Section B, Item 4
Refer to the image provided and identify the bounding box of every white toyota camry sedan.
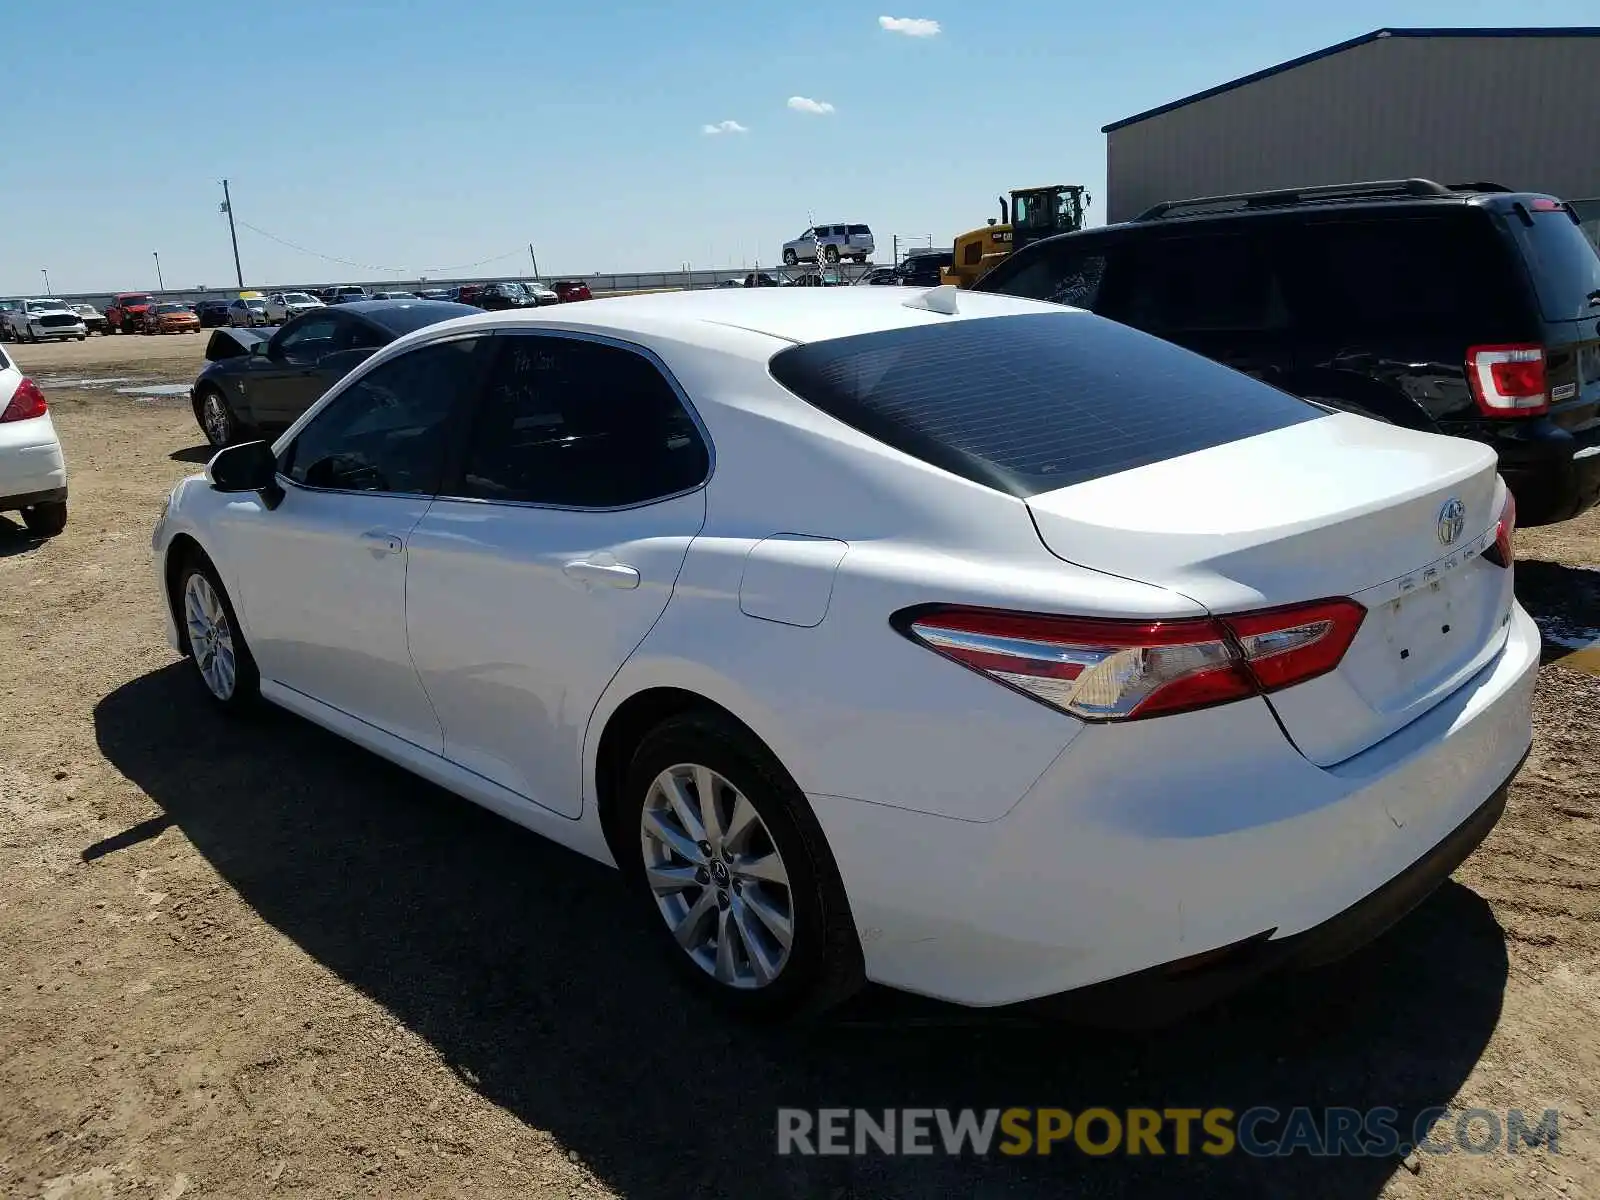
[150,286,1538,1021]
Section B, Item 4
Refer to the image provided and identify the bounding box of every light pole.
[153,251,165,292]
[220,179,244,289]
[40,269,51,295]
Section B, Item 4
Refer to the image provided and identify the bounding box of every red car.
[105,292,156,334]
[552,279,592,302]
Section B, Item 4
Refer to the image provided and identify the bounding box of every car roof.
[339,298,482,333]
[395,286,1068,354]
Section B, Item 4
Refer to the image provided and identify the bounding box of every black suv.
[976,179,1600,526]
[476,282,531,310]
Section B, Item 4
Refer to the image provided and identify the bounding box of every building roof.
[1103,27,1600,133]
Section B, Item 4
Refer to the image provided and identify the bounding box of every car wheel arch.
[163,533,210,652]
[590,684,798,870]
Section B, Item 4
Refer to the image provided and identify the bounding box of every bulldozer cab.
[1008,185,1088,252]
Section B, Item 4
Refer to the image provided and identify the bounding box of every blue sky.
[3,0,1595,293]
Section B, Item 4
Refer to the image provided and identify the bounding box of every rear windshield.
[1503,206,1600,322]
[768,312,1325,497]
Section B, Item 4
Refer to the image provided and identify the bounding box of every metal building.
[1103,28,1600,225]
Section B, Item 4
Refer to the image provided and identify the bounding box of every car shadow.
[169,445,214,465]
[93,664,1510,1199]
[1514,559,1600,664]
[0,514,45,557]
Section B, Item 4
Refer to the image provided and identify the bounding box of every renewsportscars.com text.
[776,1106,1561,1158]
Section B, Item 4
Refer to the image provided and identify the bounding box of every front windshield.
[247,300,267,310]
[156,304,186,313]
[29,301,69,312]
[124,295,152,305]
[283,293,315,303]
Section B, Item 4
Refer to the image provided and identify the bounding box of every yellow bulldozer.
[940,184,1091,288]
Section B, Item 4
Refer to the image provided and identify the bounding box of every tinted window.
[363,300,479,335]
[452,336,709,508]
[1503,206,1600,322]
[345,320,387,350]
[277,316,342,359]
[281,339,483,494]
[1284,215,1521,335]
[1098,233,1287,335]
[768,312,1324,498]
[987,239,1109,308]
[848,224,871,234]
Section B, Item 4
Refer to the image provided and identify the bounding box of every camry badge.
[1437,498,1466,546]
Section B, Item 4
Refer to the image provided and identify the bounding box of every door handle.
[360,531,403,555]
[563,559,641,589]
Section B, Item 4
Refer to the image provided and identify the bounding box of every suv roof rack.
[1131,178,1454,222]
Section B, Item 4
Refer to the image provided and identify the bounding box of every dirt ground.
[2,333,1599,1200]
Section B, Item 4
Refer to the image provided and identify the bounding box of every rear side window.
[1502,206,1600,322]
[983,239,1109,308]
[451,336,709,508]
[848,224,871,235]
[768,312,1325,498]
[1100,233,1287,335]
[1284,215,1521,335]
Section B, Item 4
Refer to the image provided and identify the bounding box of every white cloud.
[787,96,835,115]
[879,15,941,37]
[701,119,748,135]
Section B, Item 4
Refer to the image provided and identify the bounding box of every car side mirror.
[206,440,284,509]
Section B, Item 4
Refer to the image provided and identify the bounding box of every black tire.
[195,386,245,448]
[174,553,260,712]
[21,501,67,537]
[783,249,798,266]
[620,711,863,1020]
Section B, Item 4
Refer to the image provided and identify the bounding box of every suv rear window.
[1502,206,1600,322]
[768,312,1325,497]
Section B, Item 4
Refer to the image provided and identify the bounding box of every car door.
[219,335,493,751]
[247,312,354,426]
[404,332,712,818]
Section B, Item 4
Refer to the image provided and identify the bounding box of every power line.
[236,220,530,276]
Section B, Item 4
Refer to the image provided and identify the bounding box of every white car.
[0,349,68,536]
[265,292,324,324]
[150,287,1537,1020]
[782,222,875,265]
[13,298,86,343]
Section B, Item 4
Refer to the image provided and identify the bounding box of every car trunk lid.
[1024,413,1513,765]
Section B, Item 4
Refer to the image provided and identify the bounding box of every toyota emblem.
[1437,498,1466,546]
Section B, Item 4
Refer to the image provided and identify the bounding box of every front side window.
[280,338,485,494]
[450,336,709,508]
[276,316,342,360]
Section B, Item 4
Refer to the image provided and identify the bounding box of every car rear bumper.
[808,604,1539,1013]
[1490,420,1600,525]
[0,416,68,509]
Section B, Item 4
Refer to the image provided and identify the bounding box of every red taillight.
[1530,198,1564,212]
[0,378,47,423]
[1483,490,1516,568]
[1466,343,1548,416]
[897,598,1366,722]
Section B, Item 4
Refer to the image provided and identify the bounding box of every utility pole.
[40,269,51,295]
[153,251,165,292]
[220,179,244,289]
[528,243,540,280]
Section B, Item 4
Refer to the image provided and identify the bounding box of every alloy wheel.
[183,572,237,700]
[202,393,231,446]
[639,763,795,989]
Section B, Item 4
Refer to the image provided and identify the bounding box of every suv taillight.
[1,378,48,423]
[895,599,1366,721]
[1467,343,1548,416]
[1482,490,1517,568]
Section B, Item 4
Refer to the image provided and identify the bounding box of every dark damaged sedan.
[190,299,478,447]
